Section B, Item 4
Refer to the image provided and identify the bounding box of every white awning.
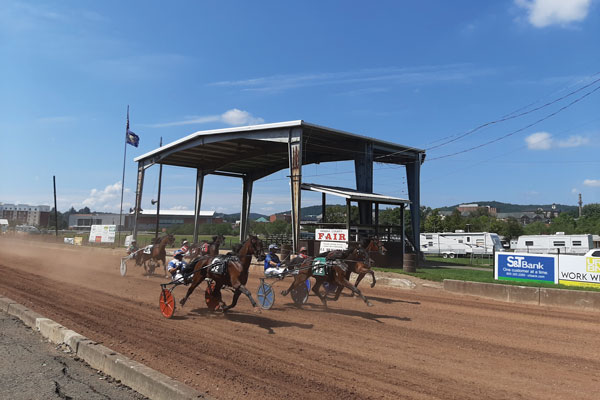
[301,183,409,205]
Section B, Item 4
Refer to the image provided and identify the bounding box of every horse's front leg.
[312,278,327,307]
[281,274,304,297]
[338,275,373,307]
[180,269,205,307]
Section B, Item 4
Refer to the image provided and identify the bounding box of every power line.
[425,75,600,151]
[427,83,600,161]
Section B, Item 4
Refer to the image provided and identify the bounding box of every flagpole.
[118,105,129,246]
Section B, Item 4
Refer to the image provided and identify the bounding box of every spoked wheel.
[159,288,176,318]
[257,280,275,310]
[291,279,310,305]
[120,258,127,277]
[204,281,222,311]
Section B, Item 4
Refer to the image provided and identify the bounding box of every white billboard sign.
[315,229,348,242]
[319,241,349,253]
[558,254,600,287]
[89,225,116,244]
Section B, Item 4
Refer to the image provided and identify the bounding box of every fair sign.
[495,253,558,284]
[319,241,348,253]
[315,229,348,242]
[89,224,116,244]
[558,254,600,287]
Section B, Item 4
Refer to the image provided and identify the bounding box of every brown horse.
[179,235,265,312]
[345,238,387,294]
[186,234,225,260]
[281,256,373,308]
[139,234,175,276]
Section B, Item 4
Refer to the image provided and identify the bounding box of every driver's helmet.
[268,244,278,252]
[173,249,185,258]
[131,240,136,244]
[299,246,307,253]
[182,240,188,245]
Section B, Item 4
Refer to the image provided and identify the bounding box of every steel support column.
[288,129,302,253]
[132,161,145,241]
[193,169,204,243]
[355,142,373,227]
[406,153,423,265]
[240,174,253,242]
[400,204,405,270]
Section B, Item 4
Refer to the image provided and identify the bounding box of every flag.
[126,129,139,147]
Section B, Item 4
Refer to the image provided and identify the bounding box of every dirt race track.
[1,237,599,400]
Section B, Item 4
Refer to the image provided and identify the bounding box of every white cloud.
[515,0,591,27]
[82,181,130,210]
[525,132,553,150]
[221,109,264,126]
[584,179,600,187]
[557,135,589,148]
[144,108,264,128]
[525,131,589,150]
[209,64,494,93]
[572,188,579,194]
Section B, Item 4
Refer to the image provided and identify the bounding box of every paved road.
[0,311,146,400]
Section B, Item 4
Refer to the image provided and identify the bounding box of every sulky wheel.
[120,258,127,277]
[290,280,310,305]
[159,288,176,318]
[257,281,275,310]
[204,281,222,311]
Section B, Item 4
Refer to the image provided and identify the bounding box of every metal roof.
[301,182,410,205]
[134,120,424,178]
[136,210,215,217]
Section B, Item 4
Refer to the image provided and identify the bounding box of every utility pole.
[53,176,58,237]
[154,137,163,240]
[578,193,583,218]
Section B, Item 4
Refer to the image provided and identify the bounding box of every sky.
[1,0,599,216]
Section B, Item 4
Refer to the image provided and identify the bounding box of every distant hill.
[437,201,578,213]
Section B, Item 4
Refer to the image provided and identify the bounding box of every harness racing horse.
[179,235,265,312]
[281,255,374,308]
[340,238,387,298]
[187,234,225,260]
[139,234,175,276]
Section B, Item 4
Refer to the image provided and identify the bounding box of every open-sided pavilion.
[132,120,425,257]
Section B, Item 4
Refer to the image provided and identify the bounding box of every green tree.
[582,203,600,219]
[424,209,443,232]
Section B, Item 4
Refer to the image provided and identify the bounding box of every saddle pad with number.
[208,257,227,275]
[311,257,330,277]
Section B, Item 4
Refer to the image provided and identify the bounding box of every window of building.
[573,241,581,246]
[458,240,463,243]
[466,237,470,242]
[525,241,534,246]
[553,241,565,246]
[425,234,432,240]
[428,242,433,246]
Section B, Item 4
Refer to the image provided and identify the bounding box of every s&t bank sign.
[495,253,558,284]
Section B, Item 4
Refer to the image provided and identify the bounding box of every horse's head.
[215,234,225,246]
[248,235,265,261]
[167,234,175,246]
[367,238,387,255]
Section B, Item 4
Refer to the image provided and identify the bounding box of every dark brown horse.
[179,235,265,312]
[281,256,373,308]
[186,234,225,260]
[344,238,387,295]
[139,234,175,276]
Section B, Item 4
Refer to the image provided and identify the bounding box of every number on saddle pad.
[311,257,329,277]
[208,258,227,275]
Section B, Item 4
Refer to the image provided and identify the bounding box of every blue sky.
[1,0,599,215]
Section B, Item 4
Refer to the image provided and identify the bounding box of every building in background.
[129,209,221,230]
[456,204,497,216]
[68,213,124,230]
[269,213,291,223]
[0,203,51,226]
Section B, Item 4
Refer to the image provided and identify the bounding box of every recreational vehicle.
[420,231,503,258]
[512,233,595,255]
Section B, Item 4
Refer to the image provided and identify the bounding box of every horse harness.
[204,255,239,275]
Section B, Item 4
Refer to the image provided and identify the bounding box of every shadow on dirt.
[186,307,314,334]
[224,312,314,334]
[287,303,412,324]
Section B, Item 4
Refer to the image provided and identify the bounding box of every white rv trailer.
[513,233,595,255]
[420,231,503,258]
